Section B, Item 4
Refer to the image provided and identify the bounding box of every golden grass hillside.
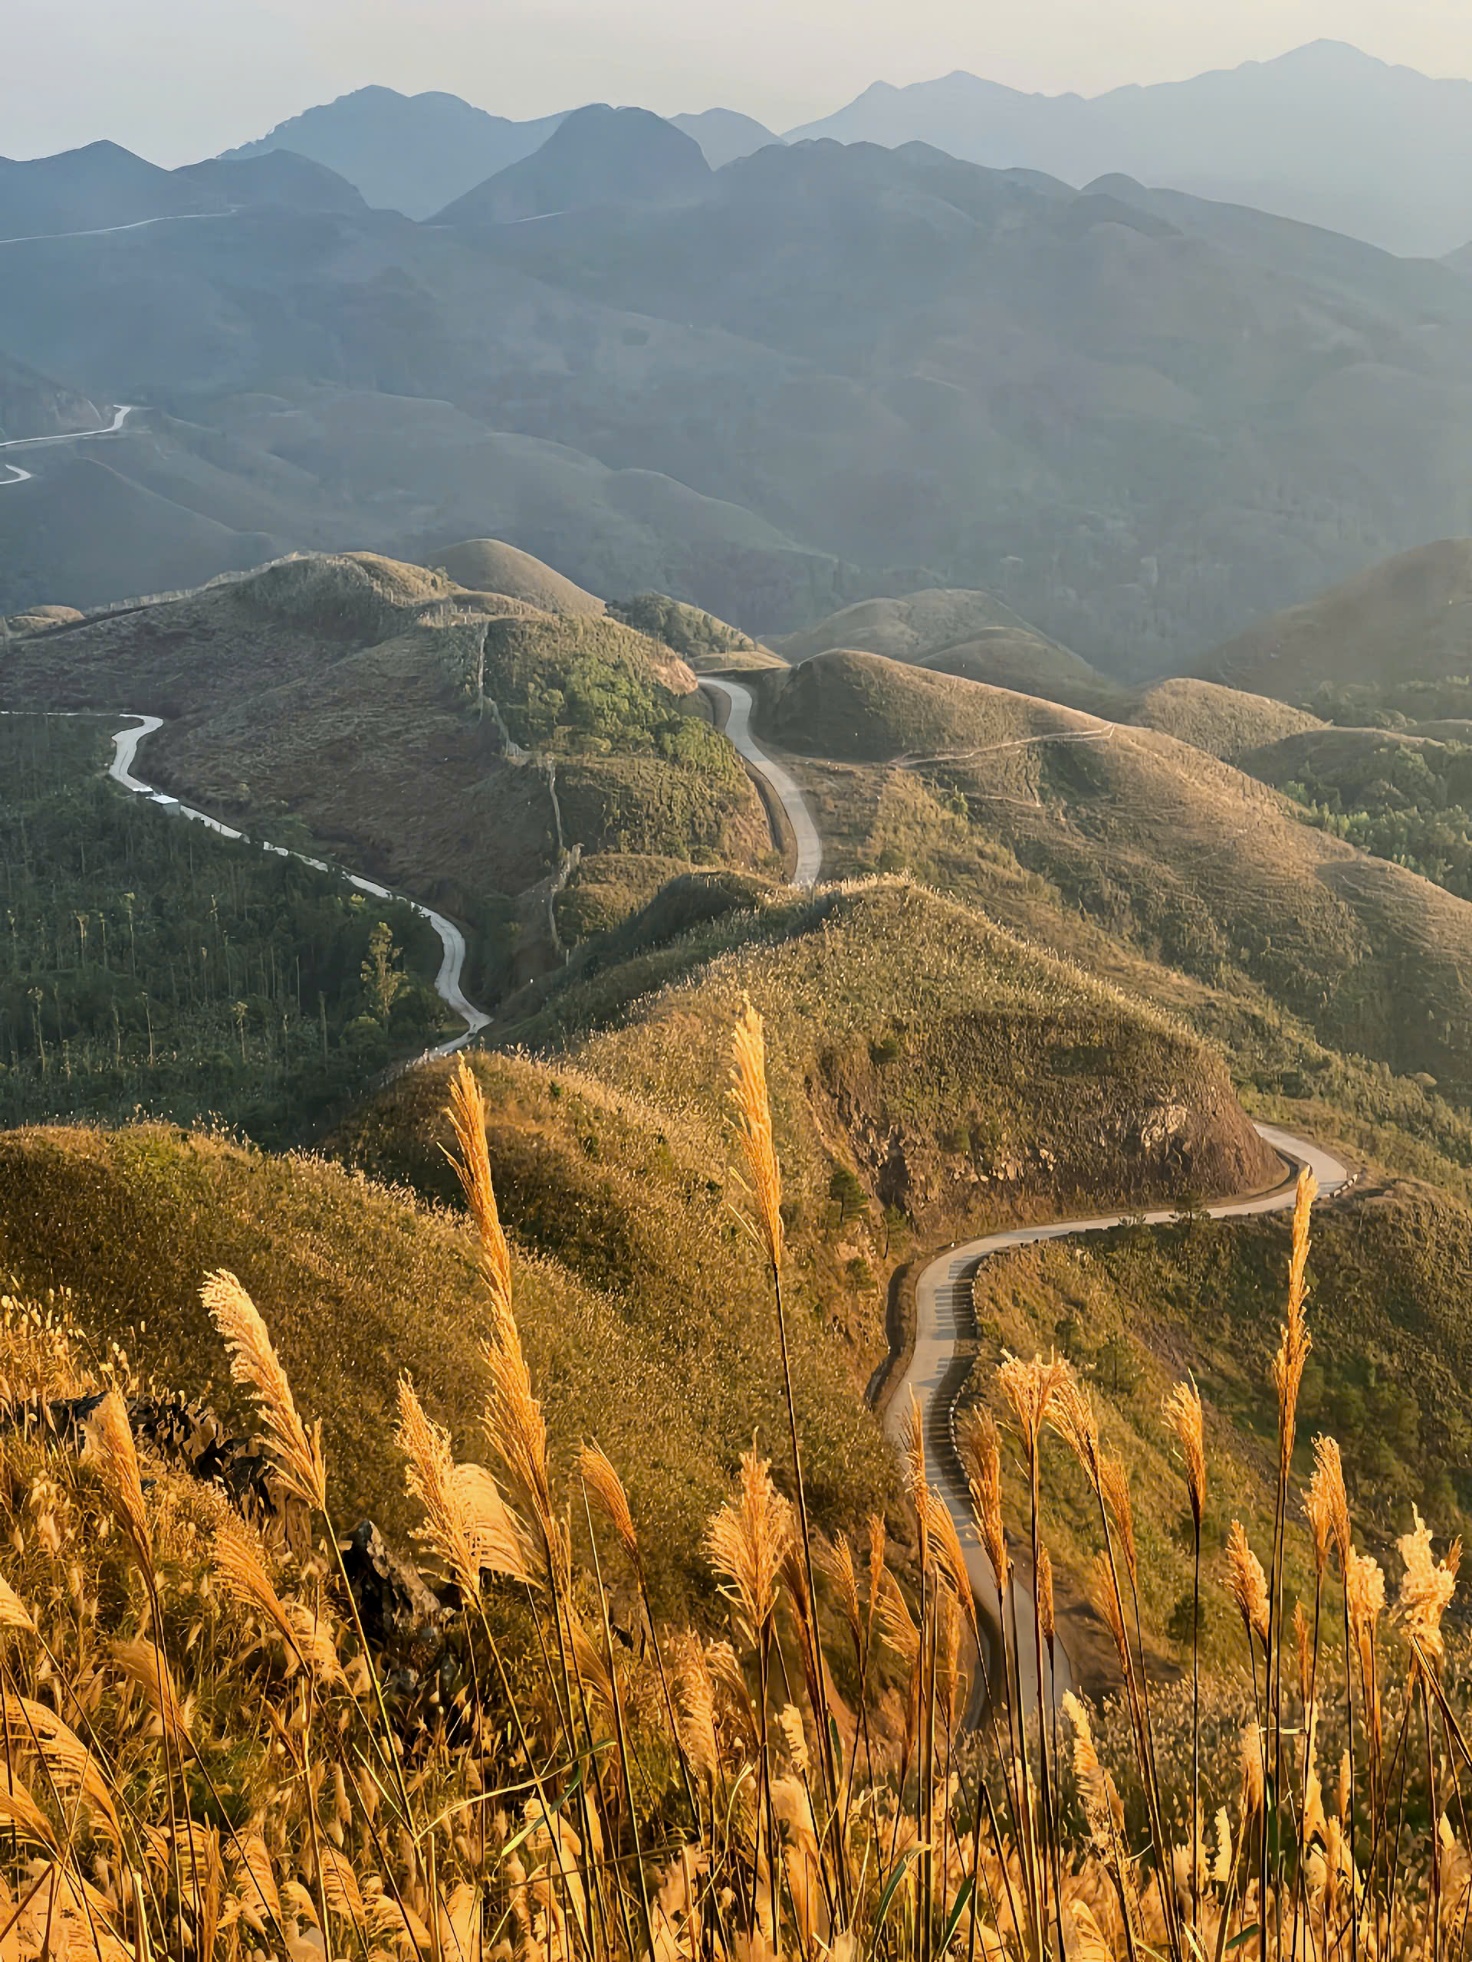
[1134,676,1324,761]
[1201,536,1472,702]
[0,552,771,949]
[767,650,1472,1104]
[480,879,1281,1246]
[0,1033,1461,1962]
[0,1113,893,1611]
[437,536,607,615]
[961,1172,1472,1667]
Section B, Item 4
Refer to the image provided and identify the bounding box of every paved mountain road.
[699,676,823,886]
[693,675,1356,1711]
[106,713,490,1057]
[891,1124,1354,1712]
[0,405,137,488]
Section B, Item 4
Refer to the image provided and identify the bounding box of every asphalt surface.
[889,1123,1354,1712]
[699,676,823,887]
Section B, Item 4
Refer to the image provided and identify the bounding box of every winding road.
[699,677,823,887]
[696,680,1358,1708]
[893,1125,1353,1709]
[106,713,490,1057]
[45,689,1360,1696]
[0,406,137,488]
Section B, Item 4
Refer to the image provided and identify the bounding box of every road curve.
[0,406,137,488]
[890,1122,1354,1713]
[106,713,490,1057]
[700,677,822,888]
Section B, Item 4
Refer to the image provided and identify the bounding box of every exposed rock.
[341,1518,448,1658]
[4,1392,285,1521]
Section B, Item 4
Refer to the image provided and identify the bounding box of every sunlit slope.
[766,650,1472,1100]
[0,552,770,921]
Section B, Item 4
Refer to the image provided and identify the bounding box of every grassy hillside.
[0,715,449,1140]
[762,651,1472,1106]
[0,457,282,617]
[765,647,1098,761]
[1134,676,1323,760]
[607,591,773,669]
[1,553,771,985]
[0,1103,892,1613]
[489,879,1281,1245]
[774,587,1108,705]
[1201,538,1472,708]
[438,536,606,614]
[960,1172,1472,1668]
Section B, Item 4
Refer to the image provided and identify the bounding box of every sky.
[7,0,1472,164]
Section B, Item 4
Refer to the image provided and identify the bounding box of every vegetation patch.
[0,715,447,1141]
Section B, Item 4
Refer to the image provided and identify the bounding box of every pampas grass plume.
[201,1271,326,1514]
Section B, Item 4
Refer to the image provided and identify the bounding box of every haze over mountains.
[211,43,1472,257]
[793,42,1472,259]
[5,41,1472,677]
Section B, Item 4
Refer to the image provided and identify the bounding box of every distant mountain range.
[0,138,364,242]
[212,43,1472,258]
[221,88,783,222]
[5,98,1472,662]
[790,41,1472,259]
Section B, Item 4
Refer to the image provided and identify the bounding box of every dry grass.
[0,1012,1463,1962]
[764,652,1472,1105]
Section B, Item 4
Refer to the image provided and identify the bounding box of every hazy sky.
[8,0,1472,164]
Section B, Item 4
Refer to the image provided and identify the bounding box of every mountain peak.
[436,104,711,227]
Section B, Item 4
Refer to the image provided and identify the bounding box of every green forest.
[1278,728,1472,899]
[0,715,451,1141]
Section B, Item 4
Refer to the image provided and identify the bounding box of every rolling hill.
[0,140,207,238]
[1133,677,1324,761]
[671,109,784,168]
[774,588,1110,703]
[0,457,282,615]
[437,537,606,615]
[468,138,1472,663]
[0,349,105,442]
[0,139,366,239]
[5,136,1472,651]
[758,649,1472,1103]
[0,552,771,983]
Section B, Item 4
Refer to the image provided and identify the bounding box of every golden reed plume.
[447,1058,513,1331]
[579,1442,640,1564]
[1310,1433,1352,1574]
[1162,1378,1206,1530]
[1273,1167,1318,1468]
[730,1000,785,1273]
[1225,1520,1271,1647]
[956,1407,1009,1594]
[397,1378,536,1593]
[201,1271,327,1514]
[85,1389,152,1572]
[704,1446,791,1632]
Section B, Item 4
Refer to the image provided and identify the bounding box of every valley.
[6,39,1472,1959]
